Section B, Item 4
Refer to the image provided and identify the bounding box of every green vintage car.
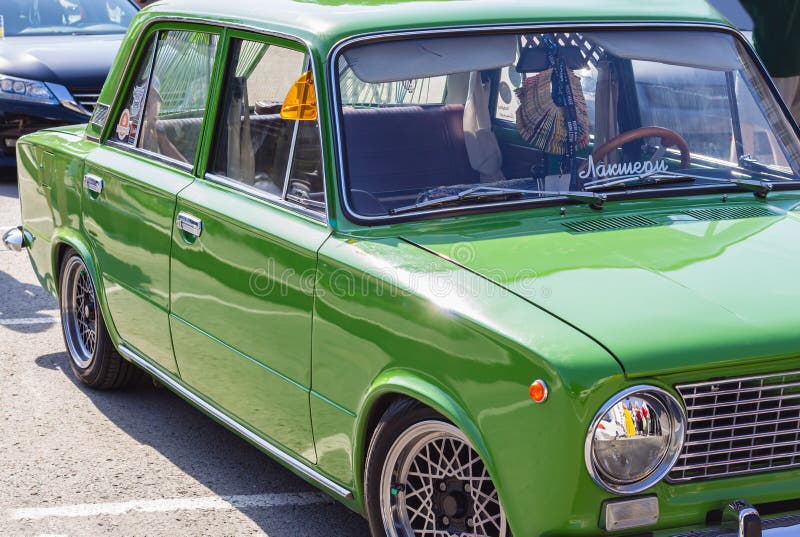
[6,0,800,534]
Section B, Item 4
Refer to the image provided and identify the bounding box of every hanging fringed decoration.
[515,38,589,188]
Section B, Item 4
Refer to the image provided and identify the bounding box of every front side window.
[112,30,218,166]
[336,30,800,219]
[209,38,325,214]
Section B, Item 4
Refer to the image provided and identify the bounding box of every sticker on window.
[129,119,139,142]
[117,109,131,140]
[130,85,145,117]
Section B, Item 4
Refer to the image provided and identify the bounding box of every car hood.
[400,198,800,377]
[0,34,123,90]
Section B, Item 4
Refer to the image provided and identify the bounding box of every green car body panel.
[12,0,800,535]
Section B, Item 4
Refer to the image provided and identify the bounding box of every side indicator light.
[281,70,318,121]
[529,379,548,403]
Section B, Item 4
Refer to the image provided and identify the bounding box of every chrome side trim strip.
[117,344,353,500]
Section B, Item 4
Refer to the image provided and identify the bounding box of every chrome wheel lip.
[61,257,98,370]
[379,420,508,537]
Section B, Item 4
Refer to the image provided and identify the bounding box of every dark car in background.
[0,0,138,168]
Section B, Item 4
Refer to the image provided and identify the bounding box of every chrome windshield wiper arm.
[585,170,775,199]
[659,171,774,199]
[389,186,607,215]
[584,171,694,191]
[739,154,797,181]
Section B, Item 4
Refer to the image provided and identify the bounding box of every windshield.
[0,0,136,36]
[335,30,800,219]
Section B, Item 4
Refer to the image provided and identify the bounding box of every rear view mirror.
[516,45,586,73]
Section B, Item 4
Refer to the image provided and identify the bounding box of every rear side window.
[209,38,325,214]
[111,30,218,166]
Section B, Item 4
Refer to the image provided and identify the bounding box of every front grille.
[72,92,101,113]
[670,370,800,482]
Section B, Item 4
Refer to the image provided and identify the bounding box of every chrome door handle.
[83,174,103,194]
[176,212,203,237]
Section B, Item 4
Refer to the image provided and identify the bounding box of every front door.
[169,34,329,460]
[83,27,219,374]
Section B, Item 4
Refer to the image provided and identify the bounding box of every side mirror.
[2,226,31,252]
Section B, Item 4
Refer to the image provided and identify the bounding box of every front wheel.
[59,250,140,390]
[365,400,510,537]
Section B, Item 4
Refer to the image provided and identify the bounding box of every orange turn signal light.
[529,379,548,403]
[281,70,317,121]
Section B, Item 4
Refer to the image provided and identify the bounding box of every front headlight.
[0,74,59,105]
[585,386,686,494]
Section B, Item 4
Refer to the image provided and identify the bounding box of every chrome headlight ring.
[585,385,686,495]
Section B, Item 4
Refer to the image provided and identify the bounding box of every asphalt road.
[0,169,371,536]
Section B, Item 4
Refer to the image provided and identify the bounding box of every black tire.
[59,249,141,390]
[365,399,510,537]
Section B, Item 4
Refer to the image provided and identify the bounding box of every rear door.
[169,33,329,459]
[82,26,220,374]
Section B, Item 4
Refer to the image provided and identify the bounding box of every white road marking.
[0,317,55,326]
[7,492,334,520]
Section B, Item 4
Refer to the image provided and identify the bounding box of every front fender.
[312,235,625,535]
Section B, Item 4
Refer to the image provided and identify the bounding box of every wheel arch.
[50,229,122,348]
[353,368,494,508]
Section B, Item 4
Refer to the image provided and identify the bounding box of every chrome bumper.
[2,226,30,251]
[666,500,800,537]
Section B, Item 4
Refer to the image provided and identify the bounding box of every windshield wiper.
[585,170,778,199]
[584,170,696,191]
[389,186,607,215]
[738,154,798,181]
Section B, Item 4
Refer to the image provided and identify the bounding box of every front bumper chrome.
[2,226,29,252]
[665,500,800,537]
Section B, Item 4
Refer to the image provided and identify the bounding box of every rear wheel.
[59,250,140,389]
[365,399,510,537]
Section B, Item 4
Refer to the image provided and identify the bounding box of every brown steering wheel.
[583,126,691,172]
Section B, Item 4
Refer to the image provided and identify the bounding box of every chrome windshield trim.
[327,21,793,225]
[117,344,353,500]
